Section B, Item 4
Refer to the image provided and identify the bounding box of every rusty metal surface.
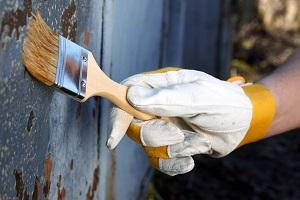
[0,0,164,199]
[0,0,232,199]
[0,0,101,199]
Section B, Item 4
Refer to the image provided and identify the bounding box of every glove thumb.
[107,107,133,149]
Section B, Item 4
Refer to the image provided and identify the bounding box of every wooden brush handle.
[84,53,195,131]
[100,81,154,120]
[84,53,154,120]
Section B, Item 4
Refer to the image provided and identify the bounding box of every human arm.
[260,48,300,137]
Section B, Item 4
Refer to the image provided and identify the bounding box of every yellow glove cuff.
[238,84,276,146]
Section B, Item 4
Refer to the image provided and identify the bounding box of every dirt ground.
[149,1,300,199]
[151,129,300,200]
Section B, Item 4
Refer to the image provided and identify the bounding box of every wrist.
[258,77,281,137]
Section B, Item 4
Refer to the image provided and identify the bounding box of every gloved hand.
[107,68,275,176]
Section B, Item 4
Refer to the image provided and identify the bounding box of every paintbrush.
[22,12,153,120]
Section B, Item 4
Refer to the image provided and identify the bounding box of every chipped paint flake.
[32,176,40,200]
[0,0,32,48]
[57,175,66,200]
[60,0,77,41]
[13,169,29,200]
[26,110,35,133]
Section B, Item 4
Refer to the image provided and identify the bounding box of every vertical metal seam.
[215,0,225,78]
[158,0,170,68]
[97,0,106,162]
[215,0,232,79]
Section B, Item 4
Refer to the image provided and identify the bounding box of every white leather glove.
[107,68,275,176]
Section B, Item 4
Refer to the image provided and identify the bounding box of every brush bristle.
[22,12,58,86]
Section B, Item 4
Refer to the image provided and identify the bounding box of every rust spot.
[61,0,77,42]
[13,169,29,200]
[106,151,116,200]
[86,166,100,200]
[82,30,90,46]
[76,104,81,119]
[43,154,52,198]
[23,0,32,15]
[0,0,32,47]
[70,159,74,170]
[58,188,66,200]
[86,186,92,200]
[32,176,40,200]
[26,110,35,132]
[57,175,66,200]
[14,170,24,199]
[92,167,99,193]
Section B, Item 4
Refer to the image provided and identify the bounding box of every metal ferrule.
[55,35,89,101]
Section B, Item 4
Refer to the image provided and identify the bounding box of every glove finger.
[144,131,212,159]
[168,130,212,157]
[148,156,195,176]
[107,107,133,150]
[127,82,203,117]
[126,72,250,117]
[122,69,217,88]
[127,119,184,147]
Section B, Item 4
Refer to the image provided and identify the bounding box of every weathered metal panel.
[0,0,101,199]
[161,0,186,67]
[98,1,164,199]
[182,0,232,78]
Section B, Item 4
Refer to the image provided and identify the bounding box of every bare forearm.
[259,48,300,137]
